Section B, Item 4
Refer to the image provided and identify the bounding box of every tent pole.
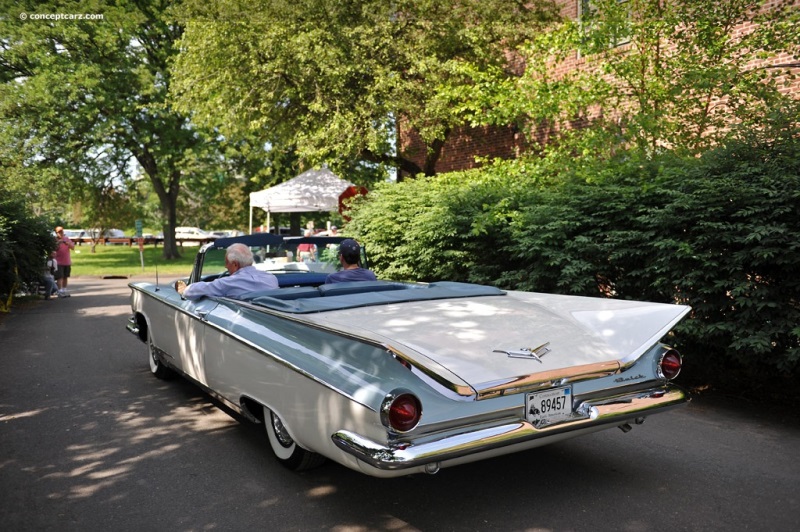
[267,211,271,234]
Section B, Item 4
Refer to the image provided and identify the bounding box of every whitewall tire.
[263,406,325,471]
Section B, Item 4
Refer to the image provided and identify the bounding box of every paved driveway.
[1,277,799,531]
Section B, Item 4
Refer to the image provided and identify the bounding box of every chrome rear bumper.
[331,384,688,471]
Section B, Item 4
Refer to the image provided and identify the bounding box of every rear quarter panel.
[197,301,449,460]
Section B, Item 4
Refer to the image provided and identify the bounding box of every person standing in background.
[54,226,75,297]
[297,229,317,262]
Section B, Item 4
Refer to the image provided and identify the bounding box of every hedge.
[347,137,800,380]
[0,194,57,311]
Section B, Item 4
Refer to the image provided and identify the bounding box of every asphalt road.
[1,277,799,532]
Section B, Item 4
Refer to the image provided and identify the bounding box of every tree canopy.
[170,0,559,178]
[0,0,219,258]
[2,0,798,253]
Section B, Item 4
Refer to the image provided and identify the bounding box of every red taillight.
[382,391,422,433]
[659,349,683,380]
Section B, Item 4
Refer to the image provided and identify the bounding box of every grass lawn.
[70,242,197,278]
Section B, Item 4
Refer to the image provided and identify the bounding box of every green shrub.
[347,137,800,379]
[0,193,56,309]
[646,142,800,376]
[347,168,526,282]
[506,144,800,376]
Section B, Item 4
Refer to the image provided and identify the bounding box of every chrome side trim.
[383,344,475,399]
[331,385,688,471]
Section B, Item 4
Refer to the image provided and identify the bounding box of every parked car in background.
[126,233,691,478]
[61,229,86,241]
[99,228,127,244]
[84,228,126,239]
[211,229,246,238]
[59,229,99,244]
[104,228,126,238]
[174,227,217,245]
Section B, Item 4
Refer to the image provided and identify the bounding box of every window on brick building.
[579,0,631,49]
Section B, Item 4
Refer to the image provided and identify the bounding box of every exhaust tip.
[425,462,440,475]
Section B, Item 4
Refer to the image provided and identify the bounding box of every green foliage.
[0,0,217,259]
[468,0,800,157]
[347,135,800,377]
[171,0,558,177]
[640,141,800,376]
[0,189,56,310]
[347,167,524,282]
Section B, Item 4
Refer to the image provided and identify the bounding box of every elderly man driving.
[177,243,278,300]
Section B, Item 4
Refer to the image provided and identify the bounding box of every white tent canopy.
[248,167,354,233]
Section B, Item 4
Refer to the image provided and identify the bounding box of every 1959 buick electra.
[126,233,691,478]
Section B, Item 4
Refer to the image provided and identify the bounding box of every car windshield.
[199,240,346,280]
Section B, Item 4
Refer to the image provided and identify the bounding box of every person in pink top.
[54,226,75,297]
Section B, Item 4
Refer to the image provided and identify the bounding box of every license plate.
[526,386,572,427]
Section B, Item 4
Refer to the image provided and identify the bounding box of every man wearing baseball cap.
[54,226,75,297]
[325,239,377,284]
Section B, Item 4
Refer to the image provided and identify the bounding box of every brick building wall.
[398,123,527,178]
[398,0,799,178]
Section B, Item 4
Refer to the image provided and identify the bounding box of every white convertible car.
[126,233,691,478]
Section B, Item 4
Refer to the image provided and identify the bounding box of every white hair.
[225,243,254,267]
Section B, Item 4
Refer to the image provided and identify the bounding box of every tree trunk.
[160,202,181,260]
[134,148,182,260]
[423,135,448,177]
[159,169,182,259]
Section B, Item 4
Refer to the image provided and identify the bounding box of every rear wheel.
[263,406,325,471]
[147,337,174,380]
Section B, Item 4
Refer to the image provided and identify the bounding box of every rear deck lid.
[301,290,690,398]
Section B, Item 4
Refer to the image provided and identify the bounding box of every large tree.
[170,0,559,179]
[0,0,215,259]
